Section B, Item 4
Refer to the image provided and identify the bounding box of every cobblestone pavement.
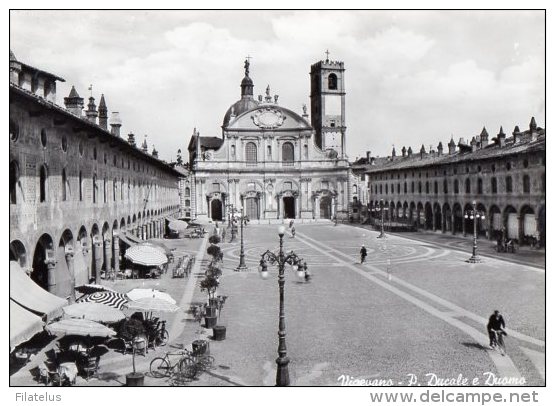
[10,224,545,386]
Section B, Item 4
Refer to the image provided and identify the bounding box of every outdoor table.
[58,362,78,384]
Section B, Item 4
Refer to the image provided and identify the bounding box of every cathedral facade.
[188,57,353,223]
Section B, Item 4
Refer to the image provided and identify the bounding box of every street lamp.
[235,205,248,272]
[225,203,234,228]
[371,199,388,238]
[258,226,307,386]
[464,200,486,263]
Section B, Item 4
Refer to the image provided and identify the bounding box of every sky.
[9,10,545,162]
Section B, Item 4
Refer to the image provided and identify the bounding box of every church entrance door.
[245,197,259,220]
[211,199,223,221]
[283,197,295,219]
[320,196,332,219]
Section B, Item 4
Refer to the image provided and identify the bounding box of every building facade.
[363,119,546,246]
[9,51,182,302]
[188,58,352,223]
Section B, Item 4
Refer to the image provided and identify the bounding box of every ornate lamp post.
[464,200,486,263]
[235,204,248,272]
[258,226,307,386]
[372,199,388,238]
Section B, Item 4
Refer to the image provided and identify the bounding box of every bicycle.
[149,350,196,379]
[490,329,506,356]
[183,348,215,374]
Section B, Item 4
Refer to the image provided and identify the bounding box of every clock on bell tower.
[310,51,346,158]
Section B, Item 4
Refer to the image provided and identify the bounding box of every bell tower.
[310,51,346,157]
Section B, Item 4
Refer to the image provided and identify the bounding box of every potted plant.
[200,275,219,328]
[208,235,221,245]
[122,318,146,386]
[213,295,228,341]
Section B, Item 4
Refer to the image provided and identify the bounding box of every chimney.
[141,136,148,153]
[497,126,506,147]
[420,144,426,160]
[401,146,406,157]
[391,146,396,159]
[152,145,158,158]
[64,86,84,117]
[370,157,375,165]
[470,136,477,152]
[480,127,489,147]
[366,151,371,162]
[109,112,122,137]
[85,96,98,124]
[513,126,521,143]
[98,94,108,130]
[448,137,456,155]
[529,117,537,132]
[407,146,413,157]
[437,142,443,156]
[127,133,136,147]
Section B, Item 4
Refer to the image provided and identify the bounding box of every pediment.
[227,105,312,131]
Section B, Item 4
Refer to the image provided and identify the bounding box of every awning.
[125,233,142,244]
[10,299,44,350]
[10,261,67,321]
[118,233,137,247]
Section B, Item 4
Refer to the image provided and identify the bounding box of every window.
[103,178,107,203]
[404,182,407,194]
[477,178,483,194]
[380,184,383,194]
[411,182,414,193]
[353,185,358,194]
[62,168,67,201]
[40,129,47,147]
[491,178,497,194]
[39,164,48,202]
[79,171,83,201]
[282,142,294,164]
[443,179,448,194]
[328,73,338,90]
[93,174,97,203]
[9,160,19,204]
[321,181,329,190]
[113,179,117,201]
[231,145,236,159]
[212,183,220,192]
[185,199,190,206]
[505,176,513,193]
[454,179,459,194]
[304,144,308,159]
[425,182,429,194]
[79,142,84,156]
[121,179,124,200]
[245,142,257,163]
[284,181,293,190]
[491,164,496,173]
[465,178,471,194]
[185,187,191,197]
[268,145,272,159]
[523,175,530,194]
[523,159,529,168]
[397,184,400,194]
[385,184,388,195]
[434,181,438,194]
[506,162,511,170]
[418,182,422,194]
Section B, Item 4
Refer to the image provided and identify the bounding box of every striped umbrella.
[127,297,180,313]
[77,291,128,310]
[124,244,167,267]
[126,288,177,305]
[63,302,126,323]
[46,318,116,338]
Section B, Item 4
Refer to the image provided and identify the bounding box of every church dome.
[222,97,259,127]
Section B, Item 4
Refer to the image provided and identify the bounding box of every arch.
[320,195,332,219]
[442,203,452,232]
[57,229,75,298]
[476,203,487,236]
[211,199,223,221]
[10,240,27,268]
[102,222,110,240]
[328,73,338,90]
[433,202,442,231]
[504,205,518,239]
[10,160,20,204]
[424,202,433,229]
[282,142,294,163]
[489,205,502,239]
[39,164,48,202]
[31,233,55,291]
[120,217,126,230]
[520,205,536,241]
[396,201,403,219]
[132,214,137,224]
[245,142,257,163]
[463,203,474,235]
[453,203,463,234]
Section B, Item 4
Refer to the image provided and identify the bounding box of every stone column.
[45,257,57,295]
[462,215,467,237]
[517,215,523,245]
[441,210,446,233]
[103,238,112,272]
[315,196,320,219]
[65,250,76,303]
[112,235,120,274]
[451,213,456,235]
[93,241,103,282]
[432,209,437,231]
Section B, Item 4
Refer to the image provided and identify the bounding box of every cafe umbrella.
[45,318,117,338]
[127,297,180,313]
[126,288,177,305]
[77,291,129,310]
[124,245,167,267]
[63,302,126,324]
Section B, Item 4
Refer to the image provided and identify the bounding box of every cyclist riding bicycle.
[360,244,367,264]
[487,310,506,348]
[291,226,296,238]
